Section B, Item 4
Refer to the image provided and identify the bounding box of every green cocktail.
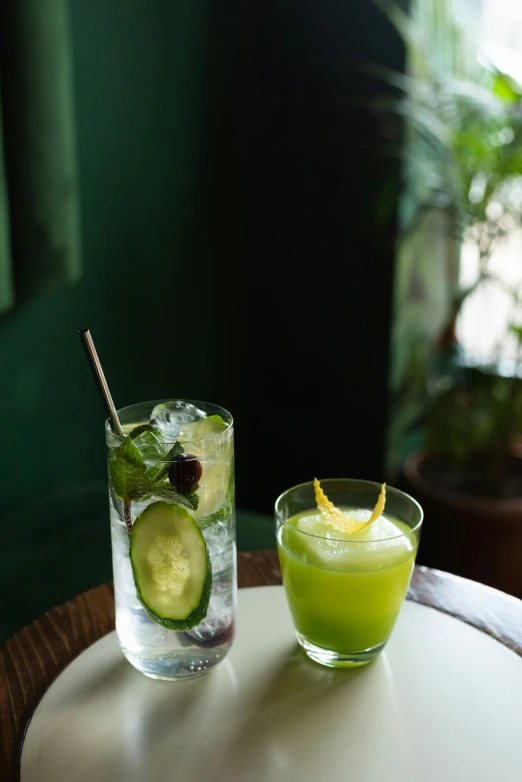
[276,479,423,668]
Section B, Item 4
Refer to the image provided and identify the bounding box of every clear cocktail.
[107,399,235,680]
[276,479,423,667]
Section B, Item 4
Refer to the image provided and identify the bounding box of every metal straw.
[78,328,125,438]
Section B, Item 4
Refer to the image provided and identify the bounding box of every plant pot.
[403,450,522,597]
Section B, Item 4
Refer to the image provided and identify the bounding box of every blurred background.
[1,0,522,642]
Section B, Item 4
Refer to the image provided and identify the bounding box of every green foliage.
[107,435,148,503]
[108,428,198,509]
[377,0,522,491]
[375,1,522,238]
[426,381,505,464]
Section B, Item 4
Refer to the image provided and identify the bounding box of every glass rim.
[275,478,424,543]
[105,398,233,445]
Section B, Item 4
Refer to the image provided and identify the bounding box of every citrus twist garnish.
[313,478,386,534]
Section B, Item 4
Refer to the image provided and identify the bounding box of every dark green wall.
[0,1,404,638]
[1,0,404,519]
[0,1,253,639]
[1,1,225,515]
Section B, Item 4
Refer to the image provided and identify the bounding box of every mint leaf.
[108,437,148,502]
[199,499,232,527]
[166,440,184,460]
[109,436,196,508]
[151,441,184,483]
[152,481,199,511]
[132,430,167,463]
[129,424,161,439]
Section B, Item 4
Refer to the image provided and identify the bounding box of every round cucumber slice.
[179,415,233,520]
[179,414,228,442]
[130,501,212,631]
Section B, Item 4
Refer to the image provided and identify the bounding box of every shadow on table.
[212,643,395,780]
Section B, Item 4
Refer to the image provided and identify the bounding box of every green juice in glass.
[277,507,418,660]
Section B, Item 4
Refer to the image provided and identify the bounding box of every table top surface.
[2,551,522,782]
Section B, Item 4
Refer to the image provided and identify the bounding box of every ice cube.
[295,512,414,569]
[187,618,235,648]
[149,401,207,442]
[202,518,232,572]
[187,585,234,647]
[132,429,167,463]
[128,608,167,647]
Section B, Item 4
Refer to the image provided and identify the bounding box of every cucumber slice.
[130,501,212,631]
[179,415,233,520]
[179,414,228,442]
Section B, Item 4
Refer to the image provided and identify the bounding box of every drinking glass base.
[122,647,229,681]
[297,633,385,668]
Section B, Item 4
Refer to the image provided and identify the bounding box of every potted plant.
[404,365,522,596]
[377,0,522,594]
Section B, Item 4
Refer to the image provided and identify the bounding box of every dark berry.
[168,453,202,492]
[186,620,235,648]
